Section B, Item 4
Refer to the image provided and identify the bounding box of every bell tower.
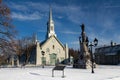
[46,7,56,38]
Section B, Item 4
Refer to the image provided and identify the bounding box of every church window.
[53,45,55,49]
[46,48,50,54]
[51,26,53,31]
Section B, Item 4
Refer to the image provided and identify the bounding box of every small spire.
[35,34,37,42]
[49,6,52,21]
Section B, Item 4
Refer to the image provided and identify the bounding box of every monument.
[73,24,91,69]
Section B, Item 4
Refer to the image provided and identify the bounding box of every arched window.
[46,48,50,54]
[51,26,53,31]
[53,45,55,49]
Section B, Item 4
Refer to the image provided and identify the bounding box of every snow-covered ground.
[0,65,120,80]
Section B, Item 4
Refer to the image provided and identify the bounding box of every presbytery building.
[94,41,120,65]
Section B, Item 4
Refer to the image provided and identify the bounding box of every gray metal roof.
[95,44,120,55]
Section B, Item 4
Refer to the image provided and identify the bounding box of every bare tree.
[69,48,79,59]
[24,34,36,64]
[0,0,17,56]
[15,34,36,65]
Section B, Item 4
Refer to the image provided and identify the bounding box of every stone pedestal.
[73,43,91,69]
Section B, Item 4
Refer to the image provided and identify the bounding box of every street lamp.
[41,51,45,68]
[89,38,98,73]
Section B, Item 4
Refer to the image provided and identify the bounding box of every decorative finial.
[81,23,85,32]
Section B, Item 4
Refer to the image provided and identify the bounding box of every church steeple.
[46,7,56,39]
[49,7,52,21]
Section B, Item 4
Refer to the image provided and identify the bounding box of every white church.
[35,8,69,65]
[8,8,69,66]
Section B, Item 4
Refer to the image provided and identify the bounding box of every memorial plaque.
[52,65,66,78]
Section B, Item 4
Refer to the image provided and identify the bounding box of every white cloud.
[53,5,83,24]
[65,6,83,24]
[57,16,63,19]
[38,30,46,33]
[8,1,49,21]
[69,41,80,50]
[8,2,29,11]
[44,4,84,24]
[26,2,48,12]
[8,1,83,23]
[60,30,79,35]
[11,12,41,20]
[99,16,115,30]
[70,41,79,45]
[8,2,49,12]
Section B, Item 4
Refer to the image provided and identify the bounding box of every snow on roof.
[105,52,117,55]
[95,44,120,55]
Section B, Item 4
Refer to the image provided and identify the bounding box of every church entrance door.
[41,57,46,65]
[50,53,57,65]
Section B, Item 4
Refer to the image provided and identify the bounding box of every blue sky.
[4,0,120,49]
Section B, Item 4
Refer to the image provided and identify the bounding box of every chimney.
[111,40,114,46]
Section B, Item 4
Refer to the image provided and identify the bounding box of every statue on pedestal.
[73,24,91,69]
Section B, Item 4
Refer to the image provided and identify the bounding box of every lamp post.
[89,38,98,73]
[41,51,45,68]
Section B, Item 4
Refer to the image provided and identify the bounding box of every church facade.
[35,8,68,65]
[5,8,68,67]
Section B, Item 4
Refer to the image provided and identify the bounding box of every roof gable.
[40,36,65,49]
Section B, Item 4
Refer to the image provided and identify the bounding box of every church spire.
[46,7,56,38]
[49,7,52,21]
